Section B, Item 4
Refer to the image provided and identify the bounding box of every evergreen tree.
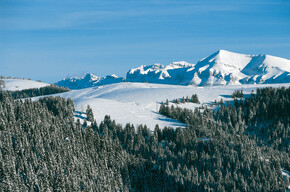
[0,87,289,191]
[86,105,94,121]
[191,94,199,103]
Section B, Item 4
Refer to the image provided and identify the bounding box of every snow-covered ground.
[43,82,290,130]
[282,169,290,190]
[1,79,49,91]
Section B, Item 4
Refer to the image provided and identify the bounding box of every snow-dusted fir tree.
[86,105,94,121]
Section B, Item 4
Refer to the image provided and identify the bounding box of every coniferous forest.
[0,87,289,191]
[8,84,70,99]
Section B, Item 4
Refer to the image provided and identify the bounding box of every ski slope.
[47,82,290,130]
[1,79,49,91]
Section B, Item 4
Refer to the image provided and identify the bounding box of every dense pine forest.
[159,87,290,153]
[0,87,289,191]
[7,84,70,99]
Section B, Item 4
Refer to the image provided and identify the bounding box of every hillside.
[37,82,290,130]
[0,78,49,91]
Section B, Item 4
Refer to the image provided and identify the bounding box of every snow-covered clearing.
[45,82,290,130]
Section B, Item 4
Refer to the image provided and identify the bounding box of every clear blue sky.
[1,0,289,83]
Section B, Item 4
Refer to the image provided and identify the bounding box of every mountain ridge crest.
[55,50,290,89]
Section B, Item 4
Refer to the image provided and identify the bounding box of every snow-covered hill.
[127,50,290,86]
[38,82,290,130]
[1,79,49,91]
[56,74,124,89]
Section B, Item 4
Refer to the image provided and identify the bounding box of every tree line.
[171,94,199,104]
[2,84,70,99]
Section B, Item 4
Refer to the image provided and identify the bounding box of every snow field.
[2,79,49,91]
[52,82,290,130]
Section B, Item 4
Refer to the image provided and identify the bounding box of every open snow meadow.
[43,82,290,130]
[2,79,49,91]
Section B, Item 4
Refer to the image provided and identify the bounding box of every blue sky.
[1,0,289,83]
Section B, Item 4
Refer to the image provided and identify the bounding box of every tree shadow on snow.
[152,111,185,127]
[74,111,87,120]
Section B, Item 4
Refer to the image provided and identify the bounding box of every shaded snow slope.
[40,82,290,130]
[1,79,49,91]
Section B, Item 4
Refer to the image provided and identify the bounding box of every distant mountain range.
[56,74,124,89]
[55,50,290,89]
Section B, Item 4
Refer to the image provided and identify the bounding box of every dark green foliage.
[0,79,4,89]
[86,105,94,121]
[171,94,199,104]
[159,102,171,117]
[161,87,290,153]
[232,89,244,98]
[158,87,290,190]
[191,94,199,103]
[7,84,70,99]
[0,95,130,191]
[172,98,180,104]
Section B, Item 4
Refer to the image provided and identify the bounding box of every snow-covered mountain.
[195,50,290,85]
[55,50,290,89]
[56,74,124,89]
[127,50,290,86]
[126,61,195,85]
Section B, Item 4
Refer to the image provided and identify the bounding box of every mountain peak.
[84,73,99,80]
[216,49,230,54]
[56,50,290,89]
[110,74,119,78]
[215,49,247,57]
[126,50,290,86]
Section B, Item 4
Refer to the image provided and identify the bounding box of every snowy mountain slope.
[126,61,195,84]
[37,82,290,130]
[127,50,290,86]
[242,54,290,76]
[193,50,251,85]
[55,50,290,89]
[1,79,49,91]
[240,54,290,84]
[56,73,124,89]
